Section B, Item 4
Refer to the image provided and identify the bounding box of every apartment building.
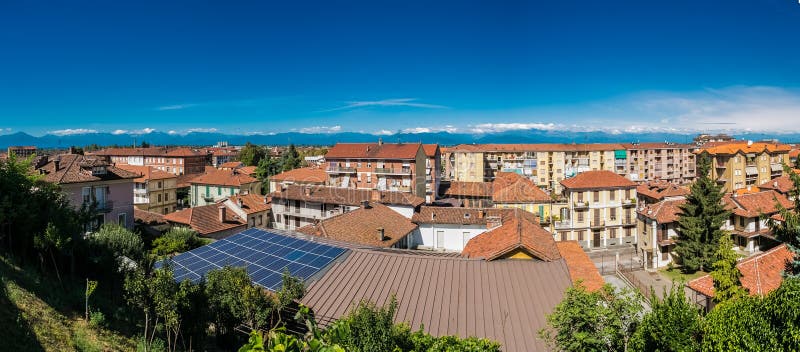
[443,172,554,220]
[722,190,792,254]
[117,165,178,215]
[422,144,441,202]
[624,143,696,183]
[556,171,638,250]
[269,185,424,231]
[189,168,262,207]
[698,141,791,193]
[446,143,629,194]
[269,167,328,193]
[325,141,429,198]
[7,146,37,158]
[37,153,139,229]
[638,198,686,269]
[92,147,209,175]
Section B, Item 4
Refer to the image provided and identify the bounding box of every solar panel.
[160,228,349,291]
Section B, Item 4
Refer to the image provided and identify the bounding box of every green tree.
[281,144,301,172]
[710,234,748,304]
[674,155,730,273]
[239,142,267,166]
[140,141,151,148]
[763,277,800,348]
[767,164,800,277]
[630,285,702,352]
[325,297,399,352]
[33,222,71,285]
[255,154,281,193]
[702,295,778,352]
[539,283,642,352]
[151,227,202,256]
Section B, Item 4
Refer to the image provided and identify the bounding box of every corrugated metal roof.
[302,249,572,352]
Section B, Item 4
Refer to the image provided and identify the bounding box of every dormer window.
[464,213,471,219]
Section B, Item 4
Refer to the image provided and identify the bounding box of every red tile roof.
[638,199,687,224]
[165,147,206,157]
[492,172,551,203]
[560,170,636,190]
[461,209,561,261]
[238,166,257,176]
[447,143,627,153]
[325,143,422,160]
[623,142,694,150]
[759,175,796,194]
[636,181,690,201]
[163,204,246,236]
[37,154,140,184]
[688,244,794,297]
[443,181,493,198]
[698,142,792,155]
[722,190,794,218]
[412,207,512,225]
[116,164,176,182]
[270,167,328,184]
[297,202,417,248]
[219,161,244,168]
[270,185,424,207]
[790,149,800,158]
[224,193,271,214]
[189,168,258,187]
[556,241,604,291]
[134,208,167,225]
[422,144,440,158]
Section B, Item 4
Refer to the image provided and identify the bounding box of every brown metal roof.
[302,249,572,352]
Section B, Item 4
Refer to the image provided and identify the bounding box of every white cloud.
[401,125,458,134]
[156,104,197,111]
[469,123,558,134]
[48,128,98,136]
[321,98,449,112]
[186,128,218,133]
[374,129,394,135]
[299,125,342,134]
[111,128,156,135]
[168,130,178,135]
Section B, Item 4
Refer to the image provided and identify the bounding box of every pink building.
[38,154,139,229]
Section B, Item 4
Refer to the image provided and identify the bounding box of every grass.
[0,255,136,352]
[659,266,708,283]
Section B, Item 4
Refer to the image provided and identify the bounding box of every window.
[625,227,632,237]
[217,187,222,196]
[609,190,615,201]
[578,231,584,241]
[82,187,91,204]
[739,216,745,227]
[357,162,362,168]
[164,193,169,201]
[357,173,362,182]
[577,211,584,222]
[577,192,584,202]
[294,217,300,228]
[609,228,617,238]
[366,173,372,183]
[157,181,162,189]
[205,186,210,197]
[593,191,600,202]
[436,230,445,249]
[610,208,617,220]
[258,215,263,225]
[157,194,162,203]
[118,213,126,226]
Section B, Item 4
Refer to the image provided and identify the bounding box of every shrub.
[89,311,106,328]
[151,227,202,256]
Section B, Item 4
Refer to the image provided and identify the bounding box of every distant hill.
[1,130,798,149]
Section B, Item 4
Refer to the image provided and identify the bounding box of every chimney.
[747,140,753,146]
[377,227,385,241]
[53,159,60,171]
[371,190,381,202]
[774,181,779,188]
[378,138,383,146]
[746,185,752,192]
[218,206,227,222]
[478,210,485,219]
[69,146,76,154]
[362,200,371,209]
[431,212,436,221]
[237,197,243,208]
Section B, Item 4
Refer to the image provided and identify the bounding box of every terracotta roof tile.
[638,199,687,224]
[698,142,792,155]
[270,185,424,207]
[134,208,167,225]
[560,170,636,190]
[219,161,244,168]
[163,204,246,236]
[759,175,796,194]
[447,143,627,152]
[492,172,551,203]
[722,190,794,218]
[270,167,328,184]
[37,154,140,184]
[116,164,176,182]
[422,144,440,157]
[443,181,493,198]
[224,193,271,214]
[238,166,257,176]
[297,202,417,248]
[325,143,422,159]
[688,244,794,297]
[461,209,561,261]
[412,206,512,225]
[556,241,605,291]
[189,168,258,187]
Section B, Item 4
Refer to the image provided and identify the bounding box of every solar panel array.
[165,228,348,291]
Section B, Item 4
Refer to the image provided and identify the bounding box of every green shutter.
[205,186,209,197]
[218,187,222,195]
[614,150,627,159]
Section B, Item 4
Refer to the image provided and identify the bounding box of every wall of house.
[560,187,637,250]
[63,179,135,229]
[386,204,415,219]
[270,199,356,230]
[191,182,261,207]
[411,224,488,251]
[495,202,551,220]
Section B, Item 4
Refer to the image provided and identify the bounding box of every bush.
[136,336,166,352]
[73,328,101,352]
[89,310,106,328]
[151,227,202,256]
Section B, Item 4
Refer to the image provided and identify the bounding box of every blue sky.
[1,0,800,136]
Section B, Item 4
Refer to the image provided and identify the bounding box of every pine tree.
[675,155,730,273]
[767,164,800,277]
[710,234,747,304]
[281,144,301,172]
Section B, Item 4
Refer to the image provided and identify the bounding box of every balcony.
[96,200,114,213]
[590,220,605,229]
[622,218,636,227]
[375,167,412,175]
[326,166,356,174]
[554,220,572,229]
[574,201,589,210]
[622,199,636,208]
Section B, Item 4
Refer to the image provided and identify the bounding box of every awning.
[745,166,758,175]
[771,164,782,172]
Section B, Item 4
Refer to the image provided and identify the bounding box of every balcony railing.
[97,200,114,213]
[554,220,571,229]
[574,201,589,209]
[326,166,356,173]
[375,167,412,175]
[623,218,636,227]
[590,220,605,229]
[622,199,636,208]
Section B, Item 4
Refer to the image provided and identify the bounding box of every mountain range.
[1,130,798,149]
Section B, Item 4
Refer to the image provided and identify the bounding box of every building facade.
[698,142,791,193]
[92,147,209,175]
[325,141,428,198]
[624,143,696,183]
[556,171,638,250]
[117,165,178,215]
[189,169,262,207]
